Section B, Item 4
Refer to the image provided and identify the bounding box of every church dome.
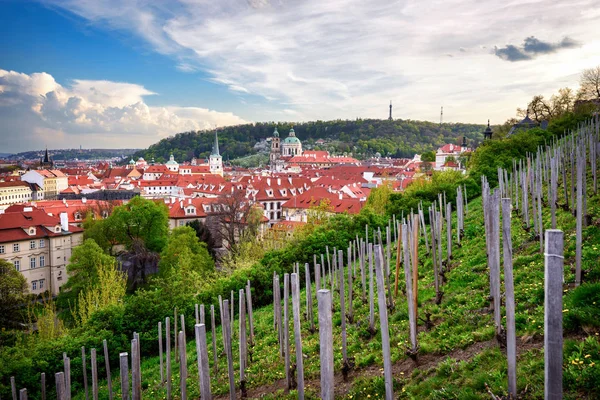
[283,136,301,144]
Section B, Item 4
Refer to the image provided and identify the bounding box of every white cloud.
[0,68,247,152]
[38,0,600,126]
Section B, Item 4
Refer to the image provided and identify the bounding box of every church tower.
[40,147,54,169]
[209,130,223,176]
[269,127,281,171]
[483,120,493,140]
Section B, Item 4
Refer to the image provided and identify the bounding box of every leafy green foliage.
[133,119,485,163]
[0,259,28,328]
[158,226,215,279]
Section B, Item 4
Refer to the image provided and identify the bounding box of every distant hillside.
[10,148,141,161]
[133,119,486,163]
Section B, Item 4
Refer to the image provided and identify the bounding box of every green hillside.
[132,119,485,163]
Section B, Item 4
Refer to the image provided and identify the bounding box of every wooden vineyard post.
[394,221,402,297]
[55,372,65,400]
[283,273,291,390]
[119,353,128,400]
[159,322,164,384]
[230,291,234,329]
[412,214,419,324]
[63,356,71,400]
[239,288,247,395]
[446,202,452,263]
[291,273,305,399]
[166,317,172,399]
[195,304,199,324]
[305,262,315,332]
[337,250,349,376]
[360,240,367,302]
[502,198,517,398]
[374,245,394,400]
[174,308,178,364]
[131,339,141,400]
[545,229,564,400]
[347,247,354,324]
[576,148,583,286]
[274,274,283,358]
[246,281,255,346]
[403,222,418,358]
[317,290,334,400]
[210,305,218,375]
[91,349,98,400]
[195,324,212,400]
[41,373,46,400]
[488,190,502,336]
[19,389,27,400]
[103,339,113,400]
[368,243,375,334]
[10,376,17,400]
[81,347,89,400]
[200,304,206,325]
[222,300,235,400]
[178,332,187,400]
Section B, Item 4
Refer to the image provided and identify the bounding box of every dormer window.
[55,226,61,233]
[74,212,82,220]
[29,227,36,235]
[102,211,109,218]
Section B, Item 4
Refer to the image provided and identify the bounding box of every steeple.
[388,101,393,120]
[483,119,493,140]
[43,147,50,163]
[212,129,220,156]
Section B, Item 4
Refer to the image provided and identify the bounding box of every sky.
[1,0,599,153]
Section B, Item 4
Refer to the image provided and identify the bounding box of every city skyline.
[1,0,599,152]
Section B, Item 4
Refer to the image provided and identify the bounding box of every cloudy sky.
[1,0,599,153]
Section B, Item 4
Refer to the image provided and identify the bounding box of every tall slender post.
[368,243,375,333]
[291,273,305,399]
[374,245,394,400]
[119,354,128,400]
[239,289,247,389]
[131,339,141,400]
[283,273,291,390]
[41,373,46,400]
[158,322,164,384]
[103,340,113,400]
[81,347,89,400]
[55,373,65,400]
[222,300,235,400]
[195,324,212,400]
[305,262,315,331]
[90,349,98,400]
[19,389,27,400]
[412,214,419,324]
[317,290,334,400]
[575,150,583,286]
[545,229,564,400]
[246,281,255,346]
[502,198,517,398]
[166,317,172,399]
[63,357,71,400]
[11,376,17,400]
[178,332,187,400]
[210,305,218,375]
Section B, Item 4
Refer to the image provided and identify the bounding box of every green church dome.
[283,136,301,144]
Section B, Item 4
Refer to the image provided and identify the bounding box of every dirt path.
[215,336,546,399]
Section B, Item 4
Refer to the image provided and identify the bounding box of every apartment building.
[0,207,83,295]
[20,169,68,200]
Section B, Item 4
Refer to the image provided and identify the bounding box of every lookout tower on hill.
[388,101,393,120]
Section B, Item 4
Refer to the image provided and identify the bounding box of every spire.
[212,129,220,156]
[43,147,49,163]
[388,101,393,120]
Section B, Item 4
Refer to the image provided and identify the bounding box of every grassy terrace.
[78,184,600,399]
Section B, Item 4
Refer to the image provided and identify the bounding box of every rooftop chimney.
[339,192,343,200]
[23,207,33,212]
[81,197,87,204]
[60,212,69,232]
[277,178,281,186]
[267,178,271,186]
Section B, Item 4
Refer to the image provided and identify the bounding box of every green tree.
[421,150,436,162]
[62,239,116,297]
[365,182,393,215]
[110,197,169,253]
[0,259,28,328]
[76,257,126,326]
[158,226,215,279]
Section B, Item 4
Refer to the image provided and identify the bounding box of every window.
[30,240,36,250]
[13,243,19,252]
[30,257,36,269]
[39,256,45,268]
[32,281,37,291]
[39,279,45,290]
[0,245,4,254]
[13,260,20,271]
[39,239,45,248]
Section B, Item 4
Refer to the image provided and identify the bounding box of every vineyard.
[5,119,600,399]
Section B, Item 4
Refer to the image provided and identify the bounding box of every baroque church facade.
[270,127,303,171]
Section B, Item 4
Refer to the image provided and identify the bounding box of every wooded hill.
[132,119,486,164]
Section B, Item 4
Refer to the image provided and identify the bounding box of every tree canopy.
[0,259,28,328]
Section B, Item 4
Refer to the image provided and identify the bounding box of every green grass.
[77,175,600,399]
